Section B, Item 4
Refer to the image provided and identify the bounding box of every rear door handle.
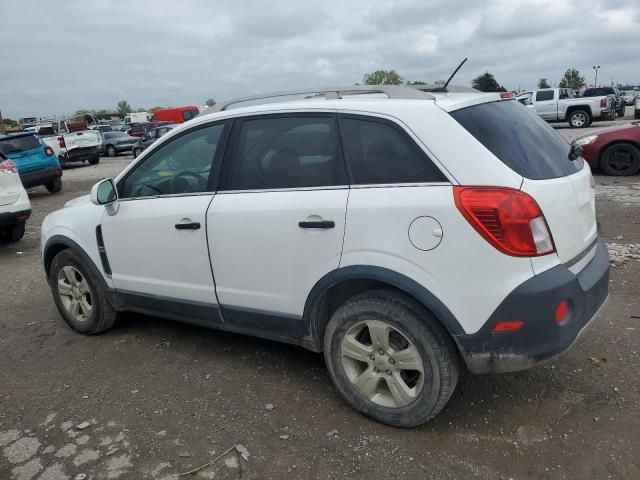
[175,221,201,230]
[298,220,335,229]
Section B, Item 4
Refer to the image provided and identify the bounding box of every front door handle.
[298,220,335,229]
[175,221,201,230]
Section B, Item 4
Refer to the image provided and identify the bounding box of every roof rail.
[199,84,436,115]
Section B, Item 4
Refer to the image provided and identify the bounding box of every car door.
[101,121,229,310]
[207,113,349,332]
[534,90,557,120]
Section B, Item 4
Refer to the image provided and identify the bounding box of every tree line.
[362,68,589,92]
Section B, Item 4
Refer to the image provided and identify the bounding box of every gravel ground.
[1,122,639,479]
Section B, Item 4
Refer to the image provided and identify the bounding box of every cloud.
[0,0,638,119]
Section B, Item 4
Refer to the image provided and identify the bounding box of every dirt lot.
[1,123,639,479]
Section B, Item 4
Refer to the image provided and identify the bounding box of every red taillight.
[492,320,524,333]
[500,92,515,100]
[600,97,607,108]
[45,146,54,156]
[555,300,570,325]
[454,186,555,257]
[0,159,18,173]
[58,136,65,149]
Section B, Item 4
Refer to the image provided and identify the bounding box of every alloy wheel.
[340,320,424,408]
[607,147,635,173]
[571,112,586,127]
[57,266,93,322]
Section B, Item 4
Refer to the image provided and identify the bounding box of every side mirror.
[90,178,119,215]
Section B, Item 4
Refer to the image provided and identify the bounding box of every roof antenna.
[431,57,468,92]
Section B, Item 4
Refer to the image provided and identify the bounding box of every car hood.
[574,123,639,141]
[64,194,90,208]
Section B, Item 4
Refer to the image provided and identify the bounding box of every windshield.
[0,134,42,155]
[450,100,583,180]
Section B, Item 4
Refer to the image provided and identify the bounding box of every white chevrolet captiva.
[41,85,609,427]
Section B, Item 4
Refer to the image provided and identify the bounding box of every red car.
[153,106,199,124]
[573,122,640,176]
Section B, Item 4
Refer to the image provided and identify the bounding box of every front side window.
[182,109,198,121]
[341,117,446,185]
[221,115,347,190]
[119,123,224,198]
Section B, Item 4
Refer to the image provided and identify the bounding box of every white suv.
[0,154,31,242]
[41,85,610,427]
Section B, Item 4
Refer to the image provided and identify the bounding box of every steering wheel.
[169,170,206,193]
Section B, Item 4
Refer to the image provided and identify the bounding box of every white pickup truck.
[517,88,613,128]
[39,118,102,166]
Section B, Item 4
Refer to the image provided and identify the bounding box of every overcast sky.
[1,0,639,119]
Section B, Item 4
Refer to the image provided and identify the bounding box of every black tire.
[617,106,625,118]
[324,290,459,427]
[600,143,640,176]
[133,147,142,158]
[88,156,100,165]
[0,222,25,243]
[45,176,62,194]
[568,110,590,128]
[49,249,118,334]
[106,145,117,157]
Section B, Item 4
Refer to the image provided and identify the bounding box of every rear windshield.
[450,100,583,180]
[0,135,41,155]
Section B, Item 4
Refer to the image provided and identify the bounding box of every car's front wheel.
[600,143,640,176]
[133,147,142,158]
[324,290,459,427]
[49,249,118,334]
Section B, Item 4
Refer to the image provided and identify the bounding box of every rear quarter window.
[450,100,583,180]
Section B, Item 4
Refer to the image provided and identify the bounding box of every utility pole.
[593,65,600,87]
[0,110,5,134]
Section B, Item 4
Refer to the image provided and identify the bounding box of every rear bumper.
[20,167,62,189]
[0,209,31,228]
[456,236,610,374]
[65,147,100,162]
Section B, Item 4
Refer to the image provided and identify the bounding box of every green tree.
[136,107,146,113]
[363,70,403,85]
[2,118,20,127]
[472,72,506,92]
[538,78,551,89]
[116,100,132,116]
[205,98,216,107]
[558,68,586,90]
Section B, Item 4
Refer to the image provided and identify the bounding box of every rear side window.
[182,110,197,121]
[583,87,612,97]
[0,135,41,155]
[341,117,446,185]
[451,101,583,180]
[535,90,554,101]
[221,115,347,190]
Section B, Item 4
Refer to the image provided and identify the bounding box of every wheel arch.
[43,235,108,292]
[302,265,465,352]
[565,105,593,120]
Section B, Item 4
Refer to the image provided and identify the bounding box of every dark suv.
[132,124,176,157]
[582,87,624,118]
[126,121,173,138]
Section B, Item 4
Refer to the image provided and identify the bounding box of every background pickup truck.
[40,119,101,166]
[518,88,612,128]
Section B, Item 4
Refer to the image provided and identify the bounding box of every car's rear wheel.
[600,143,640,176]
[49,249,118,334]
[324,290,459,427]
[88,156,100,165]
[0,222,25,243]
[46,177,62,194]
[106,145,117,157]
[133,147,142,158]
[568,110,589,128]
